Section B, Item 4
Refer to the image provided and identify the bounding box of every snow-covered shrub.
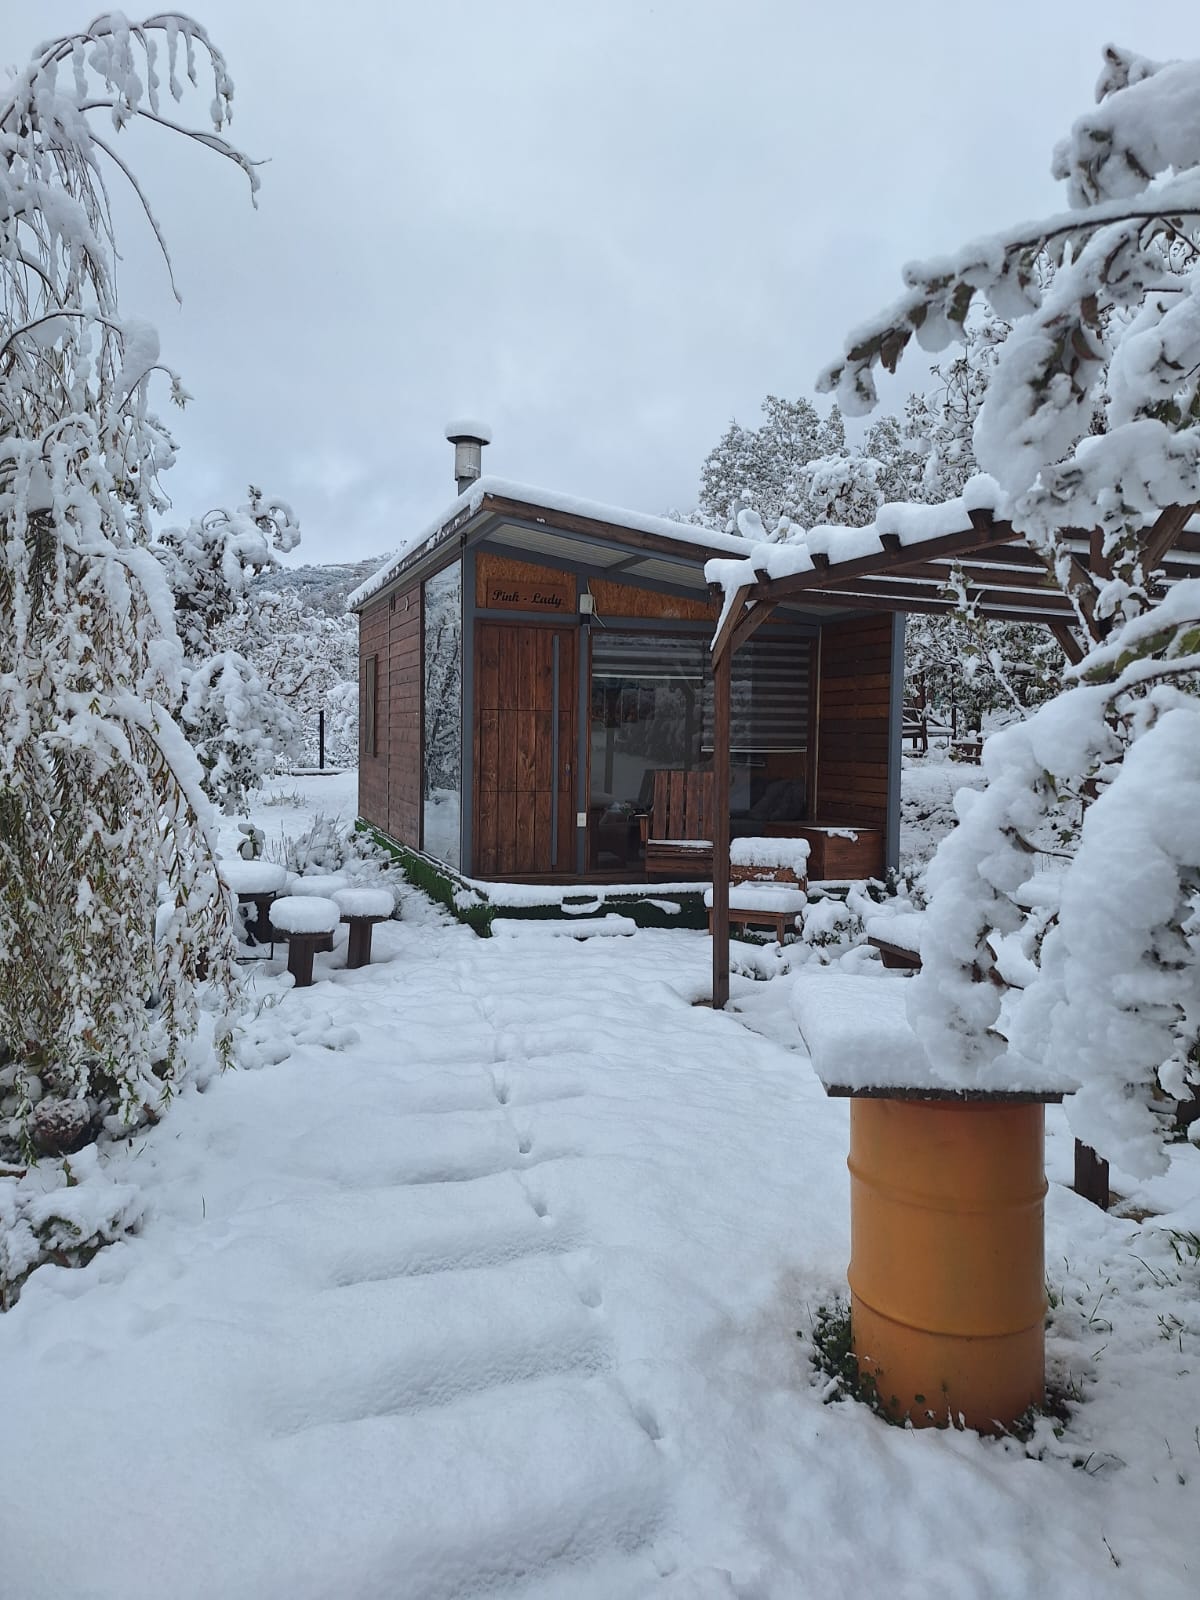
[0,16,256,1157]
[822,45,1200,1171]
[275,812,350,875]
[0,1146,143,1310]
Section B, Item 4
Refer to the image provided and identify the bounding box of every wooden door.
[474,623,577,876]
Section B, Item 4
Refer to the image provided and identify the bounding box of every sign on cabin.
[483,573,574,612]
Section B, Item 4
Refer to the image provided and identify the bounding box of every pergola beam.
[759,520,1022,602]
[1142,503,1196,575]
[711,584,752,664]
[730,598,778,652]
[1049,621,1085,666]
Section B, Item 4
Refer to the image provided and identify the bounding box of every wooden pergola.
[706,504,1199,1007]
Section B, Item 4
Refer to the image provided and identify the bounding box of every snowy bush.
[0,15,257,1157]
[0,1145,143,1310]
[822,45,1200,1170]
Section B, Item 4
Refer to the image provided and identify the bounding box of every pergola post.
[712,638,731,1010]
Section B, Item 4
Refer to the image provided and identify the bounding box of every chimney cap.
[444,417,493,446]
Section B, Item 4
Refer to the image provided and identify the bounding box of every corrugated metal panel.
[619,556,709,589]
[488,523,632,567]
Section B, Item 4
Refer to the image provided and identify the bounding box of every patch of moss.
[354,822,709,935]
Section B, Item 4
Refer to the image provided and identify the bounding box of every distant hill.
[250,555,390,618]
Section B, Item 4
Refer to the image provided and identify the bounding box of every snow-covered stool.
[280,876,351,952]
[270,896,341,988]
[332,886,395,969]
[218,858,289,946]
[705,837,809,944]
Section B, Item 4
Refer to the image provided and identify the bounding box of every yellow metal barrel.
[848,1096,1046,1431]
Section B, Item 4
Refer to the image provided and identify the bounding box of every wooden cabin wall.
[358,598,391,832]
[387,584,423,847]
[813,613,893,829]
[587,577,715,623]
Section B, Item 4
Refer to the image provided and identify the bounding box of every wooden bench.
[707,842,809,944]
[641,770,714,878]
[950,737,984,764]
[864,911,924,970]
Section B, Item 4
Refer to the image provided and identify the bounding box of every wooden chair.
[706,844,809,944]
[640,770,714,877]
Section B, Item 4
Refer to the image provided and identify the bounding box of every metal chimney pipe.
[444,418,493,495]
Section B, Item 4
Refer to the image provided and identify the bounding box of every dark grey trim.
[887,611,906,873]
[576,619,591,875]
[460,547,477,875]
[551,633,561,868]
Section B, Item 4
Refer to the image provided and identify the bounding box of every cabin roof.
[346,478,753,612]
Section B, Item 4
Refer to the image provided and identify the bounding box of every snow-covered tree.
[0,16,255,1158]
[230,586,358,769]
[155,489,304,809]
[696,395,845,532]
[821,44,1200,1169]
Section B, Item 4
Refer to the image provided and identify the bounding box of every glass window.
[588,632,706,869]
[423,563,462,866]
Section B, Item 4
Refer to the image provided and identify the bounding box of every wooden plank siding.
[474,622,576,877]
[814,613,894,831]
[387,586,423,848]
[357,599,391,832]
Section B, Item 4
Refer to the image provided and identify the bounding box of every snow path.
[3,801,1199,1595]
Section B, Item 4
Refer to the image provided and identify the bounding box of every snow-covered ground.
[3,771,1198,1598]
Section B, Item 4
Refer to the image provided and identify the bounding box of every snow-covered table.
[218,858,289,946]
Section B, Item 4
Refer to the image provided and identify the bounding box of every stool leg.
[288,938,316,988]
[347,920,372,969]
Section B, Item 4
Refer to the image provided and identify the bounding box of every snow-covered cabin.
[348,434,903,886]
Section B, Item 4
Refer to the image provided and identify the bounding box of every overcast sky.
[19,3,1200,565]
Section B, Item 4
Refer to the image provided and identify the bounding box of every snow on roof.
[346,477,753,611]
[704,474,1006,600]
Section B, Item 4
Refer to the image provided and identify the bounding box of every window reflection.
[423,563,462,866]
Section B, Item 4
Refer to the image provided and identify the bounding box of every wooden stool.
[271,895,341,989]
[333,887,395,969]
